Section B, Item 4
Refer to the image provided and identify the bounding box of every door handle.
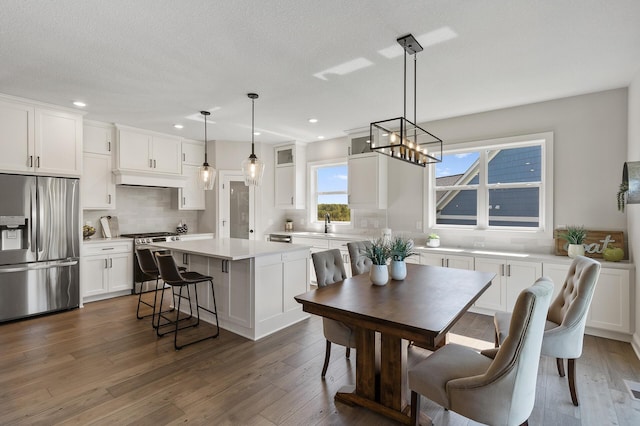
[36,156,40,168]
[182,197,186,206]
[108,194,112,204]
[149,159,153,168]
[446,259,450,267]
[249,229,254,233]
[183,153,186,162]
[110,258,113,268]
[500,264,505,276]
[29,155,33,167]
[153,159,157,168]
[104,259,108,268]
[291,196,293,205]
[506,264,511,277]
[108,141,111,152]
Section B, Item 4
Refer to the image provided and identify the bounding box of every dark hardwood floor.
[1,295,640,425]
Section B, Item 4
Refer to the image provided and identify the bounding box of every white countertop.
[151,238,311,260]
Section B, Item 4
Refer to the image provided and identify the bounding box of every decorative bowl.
[83,225,96,239]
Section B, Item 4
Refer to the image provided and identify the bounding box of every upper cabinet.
[179,140,205,210]
[82,121,115,210]
[116,127,181,175]
[182,139,205,165]
[84,120,114,155]
[274,142,306,209]
[0,97,82,177]
[348,152,387,209]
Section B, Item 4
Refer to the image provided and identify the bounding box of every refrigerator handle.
[0,259,78,273]
[30,180,37,253]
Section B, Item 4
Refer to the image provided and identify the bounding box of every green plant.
[617,181,629,212]
[428,233,439,240]
[389,236,416,261]
[364,238,390,265]
[560,226,587,245]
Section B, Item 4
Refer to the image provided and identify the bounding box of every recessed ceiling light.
[73,101,86,107]
[173,124,184,129]
[308,118,318,123]
[318,136,325,140]
[254,131,261,136]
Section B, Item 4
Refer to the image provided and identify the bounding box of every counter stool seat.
[155,252,219,350]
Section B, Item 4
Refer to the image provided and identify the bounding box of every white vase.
[427,239,440,248]
[567,244,585,259]
[390,260,407,280]
[370,264,389,286]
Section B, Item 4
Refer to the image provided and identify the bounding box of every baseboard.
[632,333,640,361]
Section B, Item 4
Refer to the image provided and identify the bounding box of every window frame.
[307,159,352,228]
[425,132,553,238]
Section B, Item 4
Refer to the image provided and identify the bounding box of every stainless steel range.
[120,232,181,292]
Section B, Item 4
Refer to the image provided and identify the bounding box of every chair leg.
[568,358,579,406]
[346,347,351,358]
[520,421,529,426]
[556,357,565,377]
[321,340,331,379]
[494,330,499,348]
[410,391,420,426]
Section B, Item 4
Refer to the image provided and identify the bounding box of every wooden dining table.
[294,263,496,424]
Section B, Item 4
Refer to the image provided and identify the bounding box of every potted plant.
[364,238,390,285]
[285,218,293,232]
[389,236,416,280]
[427,233,440,247]
[560,226,587,258]
[617,181,629,212]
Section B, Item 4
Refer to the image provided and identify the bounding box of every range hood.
[113,170,187,188]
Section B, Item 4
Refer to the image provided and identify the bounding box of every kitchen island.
[151,238,310,341]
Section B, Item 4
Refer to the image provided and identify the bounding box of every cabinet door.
[179,164,205,210]
[34,108,82,176]
[84,123,113,155]
[474,257,506,311]
[81,256,109,297]
[182,140,205,165]
[505,260,542,312]
[282,252,309,312]
[82,153,115,210]
[348,153,387,209]
[275,146,294,166]
[420,253,445,267]
[119,130,152,171]
[274,165,295,208]
[152,136,181,174]
[447,255,474,270]
[0,99,34,173]
[209,258,230,320]
[108,253,133,292]
[587,268,630,333]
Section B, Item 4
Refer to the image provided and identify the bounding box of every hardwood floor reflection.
[0,295,639,425]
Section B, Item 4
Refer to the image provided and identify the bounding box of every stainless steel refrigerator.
[0,173,80,322]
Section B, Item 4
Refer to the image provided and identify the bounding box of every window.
[430,133,552,232]
[309,161,351,224]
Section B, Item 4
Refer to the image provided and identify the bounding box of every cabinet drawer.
[82,241,132,256]
[291,237,329,248]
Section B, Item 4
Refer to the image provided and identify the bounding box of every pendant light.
[242,93,266,186]
[369,34,442,167]
[198,110,216,190]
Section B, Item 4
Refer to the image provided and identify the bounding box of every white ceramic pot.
[427,239,440,248]
[370,264,389,286]
[567,244,585,259]
[390,260,407,280]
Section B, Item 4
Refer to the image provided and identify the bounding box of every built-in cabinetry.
[0,96,83,176]
[81,240,133,301]
[274,142,306,209]
[291,236,330,284]
[82,121,115,209]
[474,257,542,312]
[348,152,387,209]
[179,140,205,210]
[420,252,474,270]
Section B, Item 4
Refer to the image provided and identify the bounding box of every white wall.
[628,72,640,354]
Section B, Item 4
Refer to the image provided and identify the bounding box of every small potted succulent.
[389,236,416,280]
[364,237,390,286]
[427,233,440,248]
[560,226,587,258]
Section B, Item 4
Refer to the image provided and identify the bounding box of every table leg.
[380,334,408,410]
[355,327,376,399]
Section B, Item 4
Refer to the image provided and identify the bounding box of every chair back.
[543,255,601,358]
[136,248,159,275]
[312,249,347,287]
[449,277,553,425]
[155,252,184,285]
[347,241,373,275]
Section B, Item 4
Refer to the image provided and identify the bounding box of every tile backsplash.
[83,186,198,236]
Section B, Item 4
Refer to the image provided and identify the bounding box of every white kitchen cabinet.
[348,152,387,209]
[81,241,133,301]
[84,121,114,155]
[586,267,631,333]
[209,257,252,328]
[0,98,82,176]
[474,257,542,312]
[274,142,306,209]
[420,252,474,270]
[117,128,181,174]
[182,139,205,165]
[82,153,115,209]
[179,164,205,210]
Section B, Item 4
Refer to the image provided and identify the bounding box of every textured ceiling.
[2,0,640,144]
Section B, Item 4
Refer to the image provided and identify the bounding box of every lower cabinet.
[420,253,474,270]
[474,257,542,312]
[81,241,133,300]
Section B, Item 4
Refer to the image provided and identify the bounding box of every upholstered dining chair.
[346,241,373,276]
[312,249,356,378]
[408,278,553,426]
[494,255,601,406]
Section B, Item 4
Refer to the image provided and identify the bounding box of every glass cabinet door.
[276,147,294,166]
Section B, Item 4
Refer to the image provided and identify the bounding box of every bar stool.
[135,248,185,327]
[155,252,219,350]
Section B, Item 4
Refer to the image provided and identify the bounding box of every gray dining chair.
[494,255,601,406]
[311,249,356,378]
[347,240,373,276]
[408,277,553,426]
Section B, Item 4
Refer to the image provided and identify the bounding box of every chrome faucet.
[324,213,331,233]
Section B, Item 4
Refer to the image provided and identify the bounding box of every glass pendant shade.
[198,162,216,190]
[242,155,266,186]
[198,110,216,190]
